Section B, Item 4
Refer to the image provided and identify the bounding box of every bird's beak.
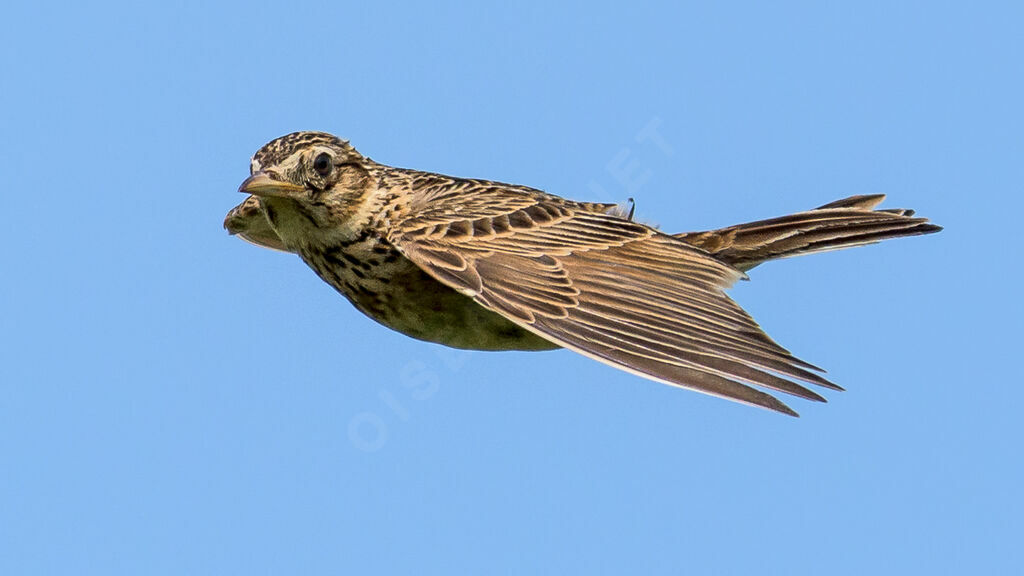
[238,171,306,199]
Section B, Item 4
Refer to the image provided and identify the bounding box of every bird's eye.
[313,153,333,177]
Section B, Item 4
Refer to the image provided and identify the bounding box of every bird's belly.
[305,249,557,351]
[379,265,557,351]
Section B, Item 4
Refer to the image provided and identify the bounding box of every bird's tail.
[673,195,942,271]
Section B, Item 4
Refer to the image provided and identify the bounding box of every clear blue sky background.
[2,2,1020,574]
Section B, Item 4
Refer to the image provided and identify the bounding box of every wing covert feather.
[389,186,837,415]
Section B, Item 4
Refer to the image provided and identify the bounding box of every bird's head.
[236,131,377,247]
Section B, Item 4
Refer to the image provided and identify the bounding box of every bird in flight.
[225,131,941,416]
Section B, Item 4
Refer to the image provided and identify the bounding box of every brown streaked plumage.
[225,131,941,416]
[223,194,290,252]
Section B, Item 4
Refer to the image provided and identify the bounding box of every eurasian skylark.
[225,131,940,415]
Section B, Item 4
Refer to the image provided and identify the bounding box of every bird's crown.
[250,131,360,172]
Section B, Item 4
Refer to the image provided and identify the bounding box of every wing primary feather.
[534,317,802,416]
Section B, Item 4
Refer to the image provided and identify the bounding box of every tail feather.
[815,194,887,210]
[674,195,942,271]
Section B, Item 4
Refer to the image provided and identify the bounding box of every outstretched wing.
[386,180,839,416]
[224,195,292,253]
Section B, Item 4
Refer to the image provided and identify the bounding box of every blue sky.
[2,1,1021,574]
